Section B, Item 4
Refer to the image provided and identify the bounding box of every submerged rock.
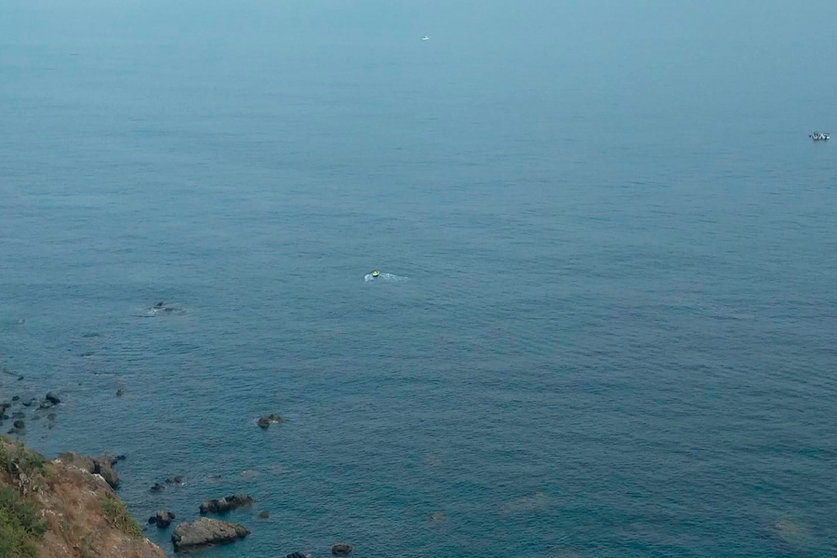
[45,391,61,404]
[257,510,269,519]
[199,493,253,514]
[287,553,312,558]
[426,511,447,524]
[150,483,165,493]
[331,542,354,555]
[165,475,185,485]
[171,517,250,552]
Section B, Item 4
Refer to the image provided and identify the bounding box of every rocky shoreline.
[1,364,356,558]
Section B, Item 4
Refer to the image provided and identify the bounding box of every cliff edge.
[0,437,165,558]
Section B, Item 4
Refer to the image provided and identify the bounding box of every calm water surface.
[1,1,836,556]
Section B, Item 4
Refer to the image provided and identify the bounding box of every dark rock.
[199,493,253,515]
[152,510,175,528]
[115,454,127,462]
[331,543,353,555]
[12,420,25,429]
[150,483,165,493]
[11,396,19,402]
[57,452,120,489]
[116,388,125,397]
[287,553,312,558]
[21,398,36,407]
[171,517,250,552]
[257,413,283,429]
[257,511,269,519]
[95,456,120,489]
[45,392,61,404]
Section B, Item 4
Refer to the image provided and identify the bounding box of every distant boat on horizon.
[810,131,830,141]
[421,35,430,41]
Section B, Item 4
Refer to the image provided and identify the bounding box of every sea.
[1,1,836,556]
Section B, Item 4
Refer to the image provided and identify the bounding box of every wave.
[364,272,408,283]
[137,303,186,317]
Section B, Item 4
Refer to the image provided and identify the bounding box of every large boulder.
[199,493,253,514]
[171,517,250,552]
[57,452,120,489]
[148,510,176,528]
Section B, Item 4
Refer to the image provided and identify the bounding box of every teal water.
[2,1,837,556]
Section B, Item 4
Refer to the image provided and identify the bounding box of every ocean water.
[2,1,837,556]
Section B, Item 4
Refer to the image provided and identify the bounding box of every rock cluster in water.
[2,361,359,556]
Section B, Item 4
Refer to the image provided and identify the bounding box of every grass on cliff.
[100,495,143,539]
[0,438,48,558]
[0,486,47,558]
[0,438,46,496]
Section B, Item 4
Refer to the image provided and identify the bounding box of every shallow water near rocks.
[2,1,837,556]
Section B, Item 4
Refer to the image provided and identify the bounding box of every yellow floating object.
[372,270,380,277]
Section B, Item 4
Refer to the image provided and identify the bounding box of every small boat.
[810,131,830,141]
[421,36,430,41]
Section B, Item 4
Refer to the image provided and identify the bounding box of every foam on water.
[364,272,409,282]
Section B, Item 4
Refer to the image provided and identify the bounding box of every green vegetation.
[0,439,47,557]
[0,438,46,496]
[0,486,47,558]
[100,495,143,539]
